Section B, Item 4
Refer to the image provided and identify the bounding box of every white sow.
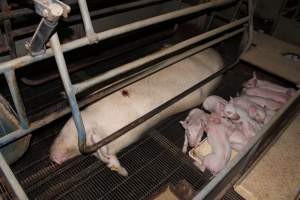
[50,48,223,176]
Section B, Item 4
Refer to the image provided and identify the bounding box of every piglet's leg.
[191,149,205,172]
[182,134,188,153]
[229,132,248,151]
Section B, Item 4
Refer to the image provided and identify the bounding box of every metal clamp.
[26,0,71,56]
[34,0,70,21]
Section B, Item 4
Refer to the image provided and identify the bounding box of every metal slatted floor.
[13,128,212,200]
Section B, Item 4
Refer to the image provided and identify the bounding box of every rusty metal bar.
[0,0,17,58]
[0,8,34,21]
[4,70,29,129]
[0,28,244,148]
[0,0,237,73]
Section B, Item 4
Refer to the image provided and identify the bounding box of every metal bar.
[21,27,175,86]
[4,0,170,38]
[93,0,236,42]
[74,17,248,93]
[4,70,29,129]
[84,60,240,153]
[0,0,238,73]
[0,29,9,54]
[0,8,34,21]
[245,0,254,51]
[88,28,245,97]
[0,0,168,22]
[0,28,244,148]
[0,0,17,58]
[49,33,87,153]
[193,90,300,200]
[0,153,29,200]
[230,0,244,21]
[67,0,170,22]
[11,24,37,38]
[77,0,98,43]
[27,18,58,56]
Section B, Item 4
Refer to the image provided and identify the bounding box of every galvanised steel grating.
[13,129,210,200]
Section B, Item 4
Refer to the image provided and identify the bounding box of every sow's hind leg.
[91,128,128,176]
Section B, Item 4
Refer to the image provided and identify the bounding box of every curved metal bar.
[49,33,87,153]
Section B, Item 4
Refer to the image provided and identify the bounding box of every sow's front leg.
[91,129,128,176]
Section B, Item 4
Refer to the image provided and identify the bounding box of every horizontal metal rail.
[0,28,244,148]
[0,8,34,21]
[88,28,245,97]
[67,0,170,22]
[194,90,300,200]
[0,0,168,22]
[1,0,171,38]
[0,0,236,73]
[74,17,248,94]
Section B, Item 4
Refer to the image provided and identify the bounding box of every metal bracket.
[26,0,71,56]
[34,0,70,21]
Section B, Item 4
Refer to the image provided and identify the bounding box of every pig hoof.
[117,167,128,176]
[110,165,128,176]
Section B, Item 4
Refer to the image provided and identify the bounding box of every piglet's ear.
[229,97,234,103]
[180,121,187,129]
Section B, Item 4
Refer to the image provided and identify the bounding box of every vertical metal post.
[77,0,98,43]
[246,0,254,51]
[0,0,17,58]
[230,0,244,21]
[49,33,87,153]
[4,70,29,129]
[0,153,28,200]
